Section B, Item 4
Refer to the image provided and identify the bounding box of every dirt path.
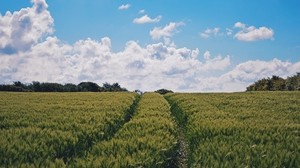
[176,127,188,168]
[164,96,188,168]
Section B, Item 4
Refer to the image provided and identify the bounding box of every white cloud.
[150,22,184,40]
[234,22,274,41]
[139,9,145,14]
[0,1,231,91]
[0,0,53,54]
[200,33,209,39]
[191,59,300,92]
[118,4,130,10]
[203,51,211,60]
[234,22,246,29]
[226,28,233,36]
[225,58,295,81]
[133,15,162,24]
[200,27,220,39]
[1,32,233,91]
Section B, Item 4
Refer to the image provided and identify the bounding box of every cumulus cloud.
[191,59,300,92]
[150,22,184,40]
[200,27,220,39]
[133,15,162,24]
[118,4,130,10]
[234,22,274,41]
[225,59,297,81]
[0,32,234,91]
[0,0,53,54]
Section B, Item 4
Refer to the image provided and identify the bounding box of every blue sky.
[0,0,299,91]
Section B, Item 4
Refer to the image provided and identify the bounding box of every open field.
[0,92,299,167]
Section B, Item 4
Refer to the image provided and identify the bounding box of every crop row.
[165,92,300,167]
[0,92,138,167]
[73,93,177,167]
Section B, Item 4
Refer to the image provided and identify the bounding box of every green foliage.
[78,82,100,92]
[155,89,174,95]
[247,73,300,91]
[165,92,300,167]
[286,73,300,91]
[0,81,128,92]
[101,82,128,92]
[0,92,137,167]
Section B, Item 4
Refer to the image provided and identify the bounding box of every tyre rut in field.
[93,94,141,142]
[64,94,141,162]
[165,96,188,168]
[105,94,141,141]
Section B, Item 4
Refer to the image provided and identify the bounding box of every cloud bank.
[0,0,299,92]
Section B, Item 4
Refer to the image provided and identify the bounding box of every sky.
[0,0,300,92]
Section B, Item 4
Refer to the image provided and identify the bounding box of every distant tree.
[13,81,24,87]
[249,78,271,91]
[31,81,41,92]
[0,81,129,92]
[0,84,23,92]
[102,82,127,92]
[247,73,300,91]
[12,81,26,91]
[112,83,121,91]
[155,89,174,95]
[286,73,300,91]
[63,83,79,92]
[270,76,286,91]
[39,83,64,92]
[134,90,143,95]
[78,82,100,92]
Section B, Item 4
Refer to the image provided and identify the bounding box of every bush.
[155,89,174,95]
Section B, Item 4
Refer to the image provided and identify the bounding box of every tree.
[31,81,41,92]
[270,76,285,91]
[155,89,174,95]
[63,83,79,92]
[13,81,24,87]
[0,81,129,92]
[78,82,100,92]
[286,74,300,91]
[246,73,300,91]
[0,84,23,92]
[102,82,127,92]
[134,90,143,95]
[39,83,64,92]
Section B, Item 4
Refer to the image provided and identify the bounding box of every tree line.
[0,81,128,92]
[247,73,300,91]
